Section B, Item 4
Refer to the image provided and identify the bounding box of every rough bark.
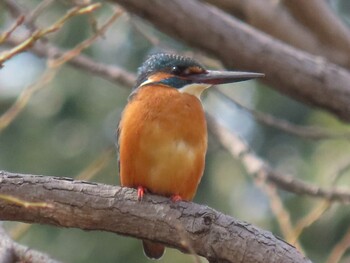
[0,171,311,263]
[204,0,350,67]
[283,0,350,58]
[112,0,350,122]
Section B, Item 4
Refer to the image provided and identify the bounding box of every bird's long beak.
[188,70,264,85]
[179,70,264,98]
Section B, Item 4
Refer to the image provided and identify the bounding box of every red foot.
[137,186,146,201]
[171,194,182,202]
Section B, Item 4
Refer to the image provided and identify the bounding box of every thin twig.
[4,35,135,87]
[175,223,202,263]
[9,223,32,241]
[0,225,62,263]
[213,89,350,141]
[76,146,115,181]
[254,177,302,251]
[0,15,24,44]
[50,7,123,67]
[0,69,57,132]
[26,0,55,29]
[291,201,330,244]
[0,6,121,133]
[330,161,350,186]
[326,226,350,263]
[0,3,101,65]
[4,0,53,32]
[207,113,350,203]
[3,0,24,19]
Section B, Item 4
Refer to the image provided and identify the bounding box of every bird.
[117,53,263,259]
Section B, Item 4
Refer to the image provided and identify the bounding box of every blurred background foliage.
[1,0,350,262]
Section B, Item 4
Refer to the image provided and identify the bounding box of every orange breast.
[118,84,207,201]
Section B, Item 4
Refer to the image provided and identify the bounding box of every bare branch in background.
[26,0,55,28]
[0,3,101,66]
[291,201,330,244]
[207,114,350,203]
[213,89,350,141]
[3,0,23,18]
[0,15,24,43]
[4,0,54,32]
[75,146,115,181]
[0,224,62,263]
[330,161,350,185]
[0,69,57,132]
[0,171,311,263]
[326,226,350,263]
[3,0,37,30]
[0,7,122,133]
[254,177,302,251]
[204,0,350,68]
[4,35,135,87]
[282,0,350,63]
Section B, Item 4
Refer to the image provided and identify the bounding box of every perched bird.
[118,53,263,259]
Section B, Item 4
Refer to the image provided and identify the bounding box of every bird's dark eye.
[171,65,205,76]
[171,65,193,76]
[171,66,183,75]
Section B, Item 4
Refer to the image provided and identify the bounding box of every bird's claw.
[171,194,182,202]
[137,186,146,201]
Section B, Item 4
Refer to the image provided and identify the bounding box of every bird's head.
[134,53,263,98]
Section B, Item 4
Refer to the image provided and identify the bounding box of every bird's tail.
[142,240,165,260]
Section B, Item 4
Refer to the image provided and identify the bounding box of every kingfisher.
[117,53,263,259]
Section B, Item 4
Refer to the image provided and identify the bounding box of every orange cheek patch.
[139,72,173,87]
[147,72,173,82]
[186,66,205,74]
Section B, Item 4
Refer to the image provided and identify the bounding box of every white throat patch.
[179,83,211,99]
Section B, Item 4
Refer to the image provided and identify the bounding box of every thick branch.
[204,0,350,67]
[113,0,350,122]
[0,171,311,263]
[283,0,350,58]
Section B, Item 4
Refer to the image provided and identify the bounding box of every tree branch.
[204,0,350,68]
[112,0,350,122]
[0,171,311,263]
[207,114,350,204]
[0,224,62,263]
[282,0,350,59]
[213,89,350,141]
[0,3,102,66]
[4,35,135,87]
